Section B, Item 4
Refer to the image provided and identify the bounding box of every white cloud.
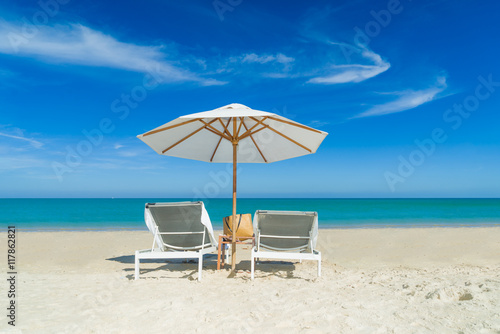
[0,130,43,148]
[308,120,330,127]
[241,54,276,64]
[353,76,448,118]
[275,53,294,64]
[0,21,223,85]
[0,17,381,87]
[224,52,295,76]
[239,53,294,65]
[307,48,390,84]
[220,44,388,84]
[211,52,296,78]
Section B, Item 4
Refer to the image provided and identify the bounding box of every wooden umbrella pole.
[231,117,237,272]
[231,141,237,272]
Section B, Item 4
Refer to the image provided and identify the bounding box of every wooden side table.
[217,235,255,270]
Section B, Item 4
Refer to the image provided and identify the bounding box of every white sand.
[1,228,500,333]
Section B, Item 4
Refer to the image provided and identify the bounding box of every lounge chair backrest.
[147,202,211,250]
[255,211,317,251]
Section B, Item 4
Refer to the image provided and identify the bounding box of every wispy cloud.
[216,44,388,84]
[0,17,388,87]
[308,120,330,127]
[296,7,390,85]
[111,142,155,157]
[0,127,44,148]
[307,46,390,84]
[239,53,294,66]
[218,52,295,77]
[0,21,223,85]
[352,76,448,118]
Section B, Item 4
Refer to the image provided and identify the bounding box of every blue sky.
[1,0,500,198]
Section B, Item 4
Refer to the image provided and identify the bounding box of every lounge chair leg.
[251,250,255,280]
[198,255,203,281]
[135,252,140,280]
[217,235,222,270]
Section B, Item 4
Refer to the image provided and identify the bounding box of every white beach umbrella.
[137,103,328,271]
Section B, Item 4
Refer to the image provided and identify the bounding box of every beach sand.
[1,228,499,333]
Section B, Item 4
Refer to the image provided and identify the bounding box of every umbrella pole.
[231,117,238,272]
[231,141,237,272]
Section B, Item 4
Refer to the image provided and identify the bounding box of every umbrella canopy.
[137,103,327,163]
[137,103,328,272]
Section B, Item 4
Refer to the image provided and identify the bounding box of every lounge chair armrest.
[158,231,204,235]
[259,234,311,239]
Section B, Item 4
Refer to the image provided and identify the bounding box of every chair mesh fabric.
[148,203,210,249]
[257,212,316,251]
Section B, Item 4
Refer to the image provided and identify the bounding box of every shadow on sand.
[106,254,304,280]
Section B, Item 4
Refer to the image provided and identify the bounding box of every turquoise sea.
[0,198,499,231]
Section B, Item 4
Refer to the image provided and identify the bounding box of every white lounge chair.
[251,210,321,280]
[135,201,218,281]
